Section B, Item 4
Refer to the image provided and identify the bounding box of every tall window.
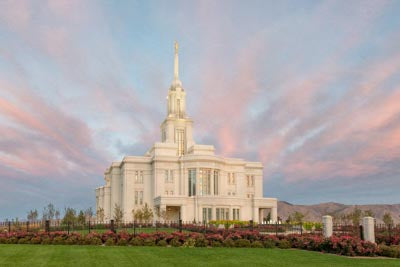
[213,170,219,195]
[188,169,196,196]
[233,209,240,220]
[135,191,144,205]
[139,191,143,205]
[175,129,185,156]
[199,169,211,195]
[165,170,174,183]
[216,208,229,220]
[246,175,254,187]
[202,208,212,222]
[135,171,143,184]
[177,99,181,118]
[227,173,236,185]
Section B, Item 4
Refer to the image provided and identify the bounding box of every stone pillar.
[271,206,278,223]
[322,215,333,238]
[103,186,111,221]
[362,217,375,243]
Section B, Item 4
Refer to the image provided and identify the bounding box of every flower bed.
[1,230,397,258]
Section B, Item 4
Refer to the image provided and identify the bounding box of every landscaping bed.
[1,230,399,259]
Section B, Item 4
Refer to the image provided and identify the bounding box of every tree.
[293,211,305,223]
[42,203,56,221]
[142,203,154,221]
[55,210,60,221]
[77,210,86,224]
[383,212,394,226]
[285,215,292,224]
[113,204,124,224]
[27,209,38,222]
[155,207,168,221]
[350,207,362,225]
[134,203,153,222]
[97,208,105,222]
[62,207,77,224]
[85,207,94,221]
[363,209,374,217]
[265,212,272,223]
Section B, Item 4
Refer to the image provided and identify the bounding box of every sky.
[0,0,400,220]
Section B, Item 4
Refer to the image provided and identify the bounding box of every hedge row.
[1,230,399,258]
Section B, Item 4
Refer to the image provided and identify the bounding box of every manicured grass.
[0,245,399,267]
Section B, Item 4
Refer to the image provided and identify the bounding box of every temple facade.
[95,42,278,223]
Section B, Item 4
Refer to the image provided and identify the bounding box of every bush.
[105,238,115,246]
[183,238,196,248]
[41,238,51,245]
[143,238,156,246]
[263,239,276,248]
[235,239,251,248]
[0,237,7,244]
[7,237,18,244]
[170,237,182,247]
[278,240,291,249]
[251,241,264,248]
[194,237,208,247]
[52,236,65,245]
[65,236,79,245]
[18,237,30,244]
[30,237,41,245]
[211,241,222,247]
[379,245,400,258]
[157,239,168,247]
[223,238,235,248]
[129,238,143,246]
[117,238,128,246]
[88,237,102,246]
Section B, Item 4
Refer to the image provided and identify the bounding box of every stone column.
[322,215,333,238]
[362,217,375,243]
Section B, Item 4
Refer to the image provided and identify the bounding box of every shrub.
[7,237,18,244]
[65,236,79,245]
[41,238,51,245]
[0,237,7,244]
[143,238,156,246]
[52,236,65,245]
[379,245,400,258]
[117,238,128,246]
[278,240,291,249]
[89,237,102,246]
[263,239,276,248]
[183,238,196,248]
[223,238,235,248]
[251,241,264,248]
[30,237,42,245]
[129,238,143,246]
[194,237,208,247]
[235,239,251,248]
[170,237,182,247]
[211,241,222,247]
[18,237,29,244]
[157,239,168,247]
[105,238,115,246]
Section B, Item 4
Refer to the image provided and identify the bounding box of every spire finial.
[174,41,179,81]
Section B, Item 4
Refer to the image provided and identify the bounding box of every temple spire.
[174,41,179,81]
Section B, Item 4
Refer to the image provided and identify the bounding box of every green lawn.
[0,245,399,267]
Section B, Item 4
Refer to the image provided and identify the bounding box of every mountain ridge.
[278,201,400,223]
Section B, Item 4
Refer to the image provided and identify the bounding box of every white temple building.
[95,42,278,223]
